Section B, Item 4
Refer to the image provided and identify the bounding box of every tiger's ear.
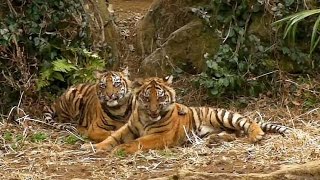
[163,75,173,84]
[122,67,129,77]
[93,71,103,79]
[132,78,144,89]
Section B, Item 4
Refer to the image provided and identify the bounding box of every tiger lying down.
[81,76,291,153]
[43,68,134,142]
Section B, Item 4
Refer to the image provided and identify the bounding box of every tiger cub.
[82,76,290,153]
[44,68,134,142]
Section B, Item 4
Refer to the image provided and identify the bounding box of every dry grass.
[1,62,320,179]
[1,87,320,179]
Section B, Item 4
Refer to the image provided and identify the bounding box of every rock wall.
[136,0,215,76]
[141,20,220,76]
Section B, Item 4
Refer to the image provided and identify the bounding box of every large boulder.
[140,20,220,76]
[136,0,230,76]
[136,0,210,56]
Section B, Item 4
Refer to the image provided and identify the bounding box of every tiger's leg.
[81,123,137,151]
[111,134,172,154]
[213,109,264,142]
[206,131,237,145]
[77,126,88,136]
[86,124,113,143]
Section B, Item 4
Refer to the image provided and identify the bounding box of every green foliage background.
[0,0,111,113]
[195,0,320,98]
[0,0,319,113]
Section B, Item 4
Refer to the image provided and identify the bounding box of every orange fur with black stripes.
[83,76,291,153]
[43,68,134,142]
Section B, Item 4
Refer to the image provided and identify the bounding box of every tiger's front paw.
[111,143,139,155]
[80,142,113,152]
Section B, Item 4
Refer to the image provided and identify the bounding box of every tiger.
[81,75,291,153]
[43,68,134,143]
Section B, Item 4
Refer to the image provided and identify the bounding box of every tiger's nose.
[108,93,118,100]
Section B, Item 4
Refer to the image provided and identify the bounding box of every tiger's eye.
[159,96,165,101]
[99,82,106,89]
[114,81,121,87]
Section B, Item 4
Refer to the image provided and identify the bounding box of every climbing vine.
[194,0,317,98]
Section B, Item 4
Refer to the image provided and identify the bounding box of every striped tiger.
[43,68,134,142]
[82,76,290,153]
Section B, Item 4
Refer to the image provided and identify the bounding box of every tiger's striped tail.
[43,106,77,132]
[210,109,292,138]
[257,121,292,135]
[193,108,265,142]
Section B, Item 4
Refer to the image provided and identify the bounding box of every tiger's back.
[45,83,96,124]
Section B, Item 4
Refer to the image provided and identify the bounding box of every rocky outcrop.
[136,0,215,76]
[136,0,209,56]
[140,20,220,76]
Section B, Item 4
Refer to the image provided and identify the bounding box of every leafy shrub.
[195,0,317,98]
[273,9,320,55]
[0,0,112,112]
[37,48,106,91]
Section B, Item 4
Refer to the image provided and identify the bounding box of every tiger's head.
[135,76,176,122]
[94,67,131,107]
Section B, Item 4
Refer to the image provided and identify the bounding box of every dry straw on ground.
[1,95,319,179]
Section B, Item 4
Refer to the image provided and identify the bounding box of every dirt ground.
[1,0,320,179]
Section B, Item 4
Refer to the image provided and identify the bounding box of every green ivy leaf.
[285,0,294,6]
[210,89,219,96]
[52,59,78,73]
[223,78,229,87]
[207,60,218,70]
[52,72,64,82]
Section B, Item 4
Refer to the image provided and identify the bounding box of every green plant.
[1,132,26,150]
[16,134,24,142]
[3,131,13,142]
[30,132,47,143]
[273,9,320,55]
[195,0,319,98]
[197,1,272,97]
[114,149,127,158]
[37,48,106,90]
[0,0,113,112]
[64,135,80,145]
